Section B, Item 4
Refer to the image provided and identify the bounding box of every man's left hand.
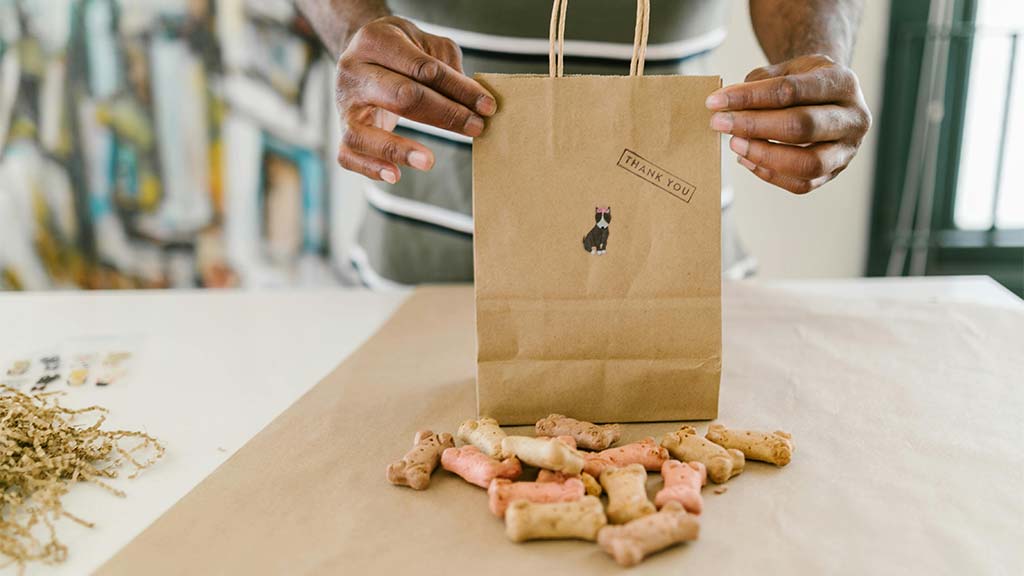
[706,54,871,194]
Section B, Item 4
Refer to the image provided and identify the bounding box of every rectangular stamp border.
[616,148,696,203]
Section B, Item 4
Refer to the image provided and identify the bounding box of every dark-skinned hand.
[335,16,496,184]
[706,54,871,194]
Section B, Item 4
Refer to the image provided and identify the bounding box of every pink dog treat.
[386,430,455,490]
[537,469,602,497]
[441,445,522,488]
[535,414,622,451]
[487,477,585,517]
[583,437,669,477]
[654,460,706,514]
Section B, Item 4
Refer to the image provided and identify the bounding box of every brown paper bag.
[473,0,722,424]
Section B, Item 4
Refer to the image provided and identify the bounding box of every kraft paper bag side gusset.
[473,72,722,424]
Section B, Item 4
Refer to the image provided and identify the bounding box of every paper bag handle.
[548,0,651,78]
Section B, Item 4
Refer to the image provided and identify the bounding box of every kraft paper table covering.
[100,284,1024,575]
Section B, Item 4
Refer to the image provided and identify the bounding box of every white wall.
[711,2,889,278]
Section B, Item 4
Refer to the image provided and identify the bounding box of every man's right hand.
[335,16,497,184]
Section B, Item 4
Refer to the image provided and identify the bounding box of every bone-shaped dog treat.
[705,424,794,466]
[386,430,455,490]
[654,460,706,514]
[535,414,622,451]
[504,495,607,542]
[536,469,602,497]
[661,425,745,484]
[536,435,578,449]
[457,417,507,459]
[488,476,585,517]
[583,437,669,477]
[597,501,699,567]
[600,463,656,524]
[441,445,522,488]
[501,435,584,475]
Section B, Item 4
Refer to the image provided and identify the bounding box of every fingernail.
[464,115,485,137]
[710,113,733,133]
[730,136,750,156]
[476,95,497,116]
[408,151,432,171]
[738,156,756,171]
[705,93,727,110]
[379,168,398,184]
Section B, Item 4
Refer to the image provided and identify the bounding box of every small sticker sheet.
[1,335,141,393]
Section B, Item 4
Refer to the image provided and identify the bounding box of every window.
[954,1,1023,230]
[869,0,1024,295]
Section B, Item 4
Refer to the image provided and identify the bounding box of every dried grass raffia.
[0,385,164,569]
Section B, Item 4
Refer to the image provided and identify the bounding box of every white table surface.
[0,276,1019,575]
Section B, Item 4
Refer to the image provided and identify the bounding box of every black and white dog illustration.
[582,206,611,255]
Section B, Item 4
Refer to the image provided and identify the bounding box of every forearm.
[748,0,863,65]
[294,0,391,59]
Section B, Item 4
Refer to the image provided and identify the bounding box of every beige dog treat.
[654,460,706,514]
[441,445,522,488]
[536,469,602,497]
[504,495,607,542]
[597,501,699,566]
[583,437,669,477]
[705,424,794,466]
[457,417,507,459]
[386,430,455,490]
[600,463,656,524]
[535,414,622,451]
[536,435,578,450]
[661,425,745,484]
[501,435,584,475]
[488,477,585,517]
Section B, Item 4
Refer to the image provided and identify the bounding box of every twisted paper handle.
[548,0,651,78]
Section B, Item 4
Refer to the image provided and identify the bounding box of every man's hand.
[335,16,496,184]
[706,54,871,194]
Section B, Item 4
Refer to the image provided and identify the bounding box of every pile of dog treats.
[387,414,793,567]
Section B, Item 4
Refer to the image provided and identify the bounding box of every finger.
[706,67,856,111]
[430,36,464,73]
[363,65,486,137]
[342,123,435,171]
[367,38,496,117]
[743,55,838,83]
[710,105,864,144]
[744,64,779,83]
[730,137,855,180]
[337,144,401,184]
[737,156,831,195]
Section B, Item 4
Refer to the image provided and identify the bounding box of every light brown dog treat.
[654,460,706,514]
[536,469,602,497]
[597,501,699,567]
[705,424,794,466]
[535,414,622,451]
[535,435,578,450]
[488,477,585,517]
[441,445,522,488]
[583,437,669,477]
[600,463,656,525]
[501,435,584,475]
[457,417,507,459]
[386,430,455,490]
[504,495,607,542]
[661,425,745,484]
